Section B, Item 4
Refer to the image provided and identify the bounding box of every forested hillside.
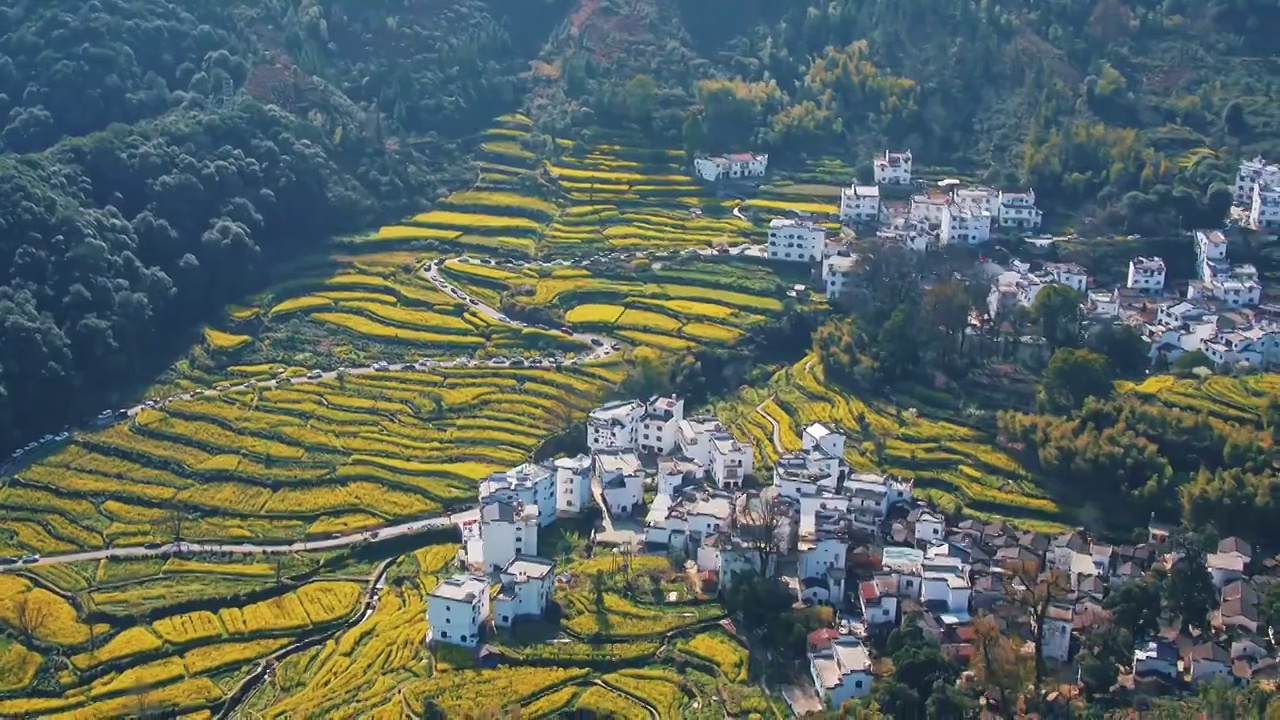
[536,0,1277,232]
[1,0,1277,450]
[0,0,559,448]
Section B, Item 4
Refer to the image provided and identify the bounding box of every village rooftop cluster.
[698,149,1280,370]
[425,392,1280,710]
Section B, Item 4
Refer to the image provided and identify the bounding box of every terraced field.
[0,121,809,715]
[234,549,779,719]
[717,355,1069,533]
[439,257,811,352]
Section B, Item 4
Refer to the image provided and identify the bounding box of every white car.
[307,370,323,380]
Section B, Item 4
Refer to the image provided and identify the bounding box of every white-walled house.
[479,462,556,527]
[1193,263,1262,308]
[639,395,684,454]
[594,450,644,517]
[1127,257,1166,293]
[1234,156,1280,205]
[693,153,768,183]
[767,218,826,263]
[586,400,644,452]
[910,507,945,544]
[555,454,593,515]
[1201,326,1280,369]
[874,150,912,185]
[954,187,1000,218]
[840,184,881,224]
[804,422,845,459]
[678,416,728,466]
[859,576,899,625]
[586,395,687,455]
[940,203,991,245]
[909,192,950,225]
[997,189,1042,229]
[800,535,848,582]
[921,572,971,614]
[810,636,874,708]
[823,254,859,300]
[477,498,539,573]
[696,533,768,589]
[491,556,552,622]
[1196,229,1230,271]
[656,455,701,498]
[427,574,491,648]
[493,555,555,628]
[1250,182,1280,231]
[710,432,752,490]
[1036,604,1074,663]
[1044,262,1088,293]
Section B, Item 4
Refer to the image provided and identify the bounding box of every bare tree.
[82,593,100,655]
[159,507,186,543]
[1000,565,1072,691]
[12,593,50,643]
[734,491,789,577]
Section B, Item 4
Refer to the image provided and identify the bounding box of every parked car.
[510,357,527,367]
[20,555,40,564]
[98,410,114,419]
[216,384,231,391]
[115,409,131,418]
[590,337,604,347]
[559,327,575,336]
[307,370,323,379]
[0,557,18,566]
[243,380,257,388]
[143,542,163,550]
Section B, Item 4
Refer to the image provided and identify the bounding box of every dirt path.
[754,394,784,454]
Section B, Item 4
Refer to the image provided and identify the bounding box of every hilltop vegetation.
[536,0,1277,233]
[3,0,1278,450]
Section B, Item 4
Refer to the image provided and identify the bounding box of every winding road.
[1,248,763,569]
[0,254,628,569]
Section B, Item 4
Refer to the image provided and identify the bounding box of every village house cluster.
[423,393,1279,712]
[753,148,1048,300]
[979,223,1280,370]
[427,395,758,648]
[1235,156,1280,232]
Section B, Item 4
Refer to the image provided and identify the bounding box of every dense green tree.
[1104,580,1161,641]
[1039,348,1112,411]
[1031,284,1083,351]
[1087,324,1149,378]
[1164,548,1217,633]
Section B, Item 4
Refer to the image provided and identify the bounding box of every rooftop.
[431,574,489,603]
[595,449,643,476]
[503,555,556,581]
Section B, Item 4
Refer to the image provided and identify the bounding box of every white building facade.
[1127,257,1166,293]
[477,498,539,573]
[940,203,991,245]
[1234,156,1280,205]
[767,219,826,263]
[997,189,1043,229]
[874,150,912,185]
[840,184,881,224]
[492,556,555,628]
[427,575,491,648]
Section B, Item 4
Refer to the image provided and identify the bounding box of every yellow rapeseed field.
[203,328,252,351]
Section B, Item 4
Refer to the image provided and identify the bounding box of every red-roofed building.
[859,576,898,625]
[808,627,840,653]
